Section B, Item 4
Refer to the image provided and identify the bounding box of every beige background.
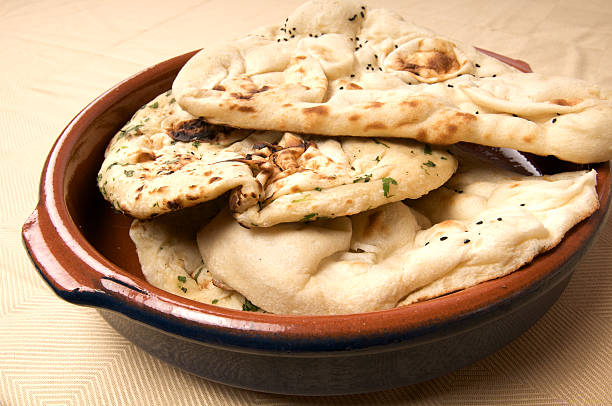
[3,0,612,404]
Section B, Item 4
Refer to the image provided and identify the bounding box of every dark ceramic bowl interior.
[22,49,611,395]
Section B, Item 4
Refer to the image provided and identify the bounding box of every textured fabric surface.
[3,0,612,404]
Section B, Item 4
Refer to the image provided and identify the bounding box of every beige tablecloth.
[3,0,612,404]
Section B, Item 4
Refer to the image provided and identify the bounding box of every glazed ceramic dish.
[22,49,611,395]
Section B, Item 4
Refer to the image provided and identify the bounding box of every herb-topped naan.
[99,92,457,225]
[173,0,612,163]
[229,132,456,227]
[97,91,259,219]
[196,167,598,315]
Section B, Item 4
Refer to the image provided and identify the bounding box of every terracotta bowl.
[22,49,611,396]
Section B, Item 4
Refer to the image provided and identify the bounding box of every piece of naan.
[197,167,598,315]
[129,202,247,310]
[98,92,457,225]
[173,0,612,163]
[97,90,259,219]
[231,132,456,227]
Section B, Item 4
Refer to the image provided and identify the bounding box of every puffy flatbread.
[129,202,247,310]
[98,92,457,225]
[197,168,598,315]
[173,0,612,163]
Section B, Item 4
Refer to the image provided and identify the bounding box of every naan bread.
[97,91,259,219]
[99,92,457,225]
[129,202,247,310]
[173,0,612,163]
[197,168,598,315]
[231,132,457,227]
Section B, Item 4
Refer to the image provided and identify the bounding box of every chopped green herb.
[371,138,389,148]
[242,299,259,312]
[170,98,176,104]
[193,268,203,282]
[423,160,436,167]
[302,213,318,222]
[424,144,432,155]
[212,299,219,304]
[118,124,144,139]
[291,194,311,203]
[165,90,172,96]
[374,155,381,162]
[107,162,119,171]
[180,286,187,293]
[192,140,201,148]
[314,187,322,191]
[149,102,159,109]
[124,170,134,177]
[440,156,447,160]
[152,202,159,207]
[353,173,372,183]
[177,275,187,283]
[382,177,397,198]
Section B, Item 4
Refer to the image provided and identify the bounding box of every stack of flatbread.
[100,0,610,315]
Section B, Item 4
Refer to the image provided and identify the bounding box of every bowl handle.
[22,204,152,308]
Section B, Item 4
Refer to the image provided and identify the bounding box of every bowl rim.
[22,49,612,353]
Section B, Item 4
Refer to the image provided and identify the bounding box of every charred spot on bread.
[168,118,232,143]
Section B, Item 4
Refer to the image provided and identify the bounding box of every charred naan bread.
[173,0,612,163]
[129,202,247,310]
[98,92,457,224]
[97,91,259,219]
[197,168,598,315]
[230,132,456,227]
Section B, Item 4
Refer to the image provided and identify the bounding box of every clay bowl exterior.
[22,49,611,396]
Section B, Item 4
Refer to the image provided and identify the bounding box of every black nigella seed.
[374,54,378,58]
[355,47,359,51]
[284,38,288,41]
[552,118,557,123]
[277,39,280,42]
[497,217,502,221]
[512,114,517,117]
[395,44,398,48]
[356,36,359,41]
[475,111,479,114]
[440,236,448,241]
[556,112,561,116]
[361,6,365,9]
[425,242,429,246]
[339,86,344,90]
[309,33,312,37]
[350,74,355,78]
[520,203,525,206]
[293,27,296,30]
[464,239,470,244]
[447,84,453,88]
[360,11,364,17]
[476,220,483,225]
[492,74,497,77]
[291,35,295,38]
[475,63,481,67]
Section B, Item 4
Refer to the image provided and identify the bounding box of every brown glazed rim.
[22,49,612,353]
